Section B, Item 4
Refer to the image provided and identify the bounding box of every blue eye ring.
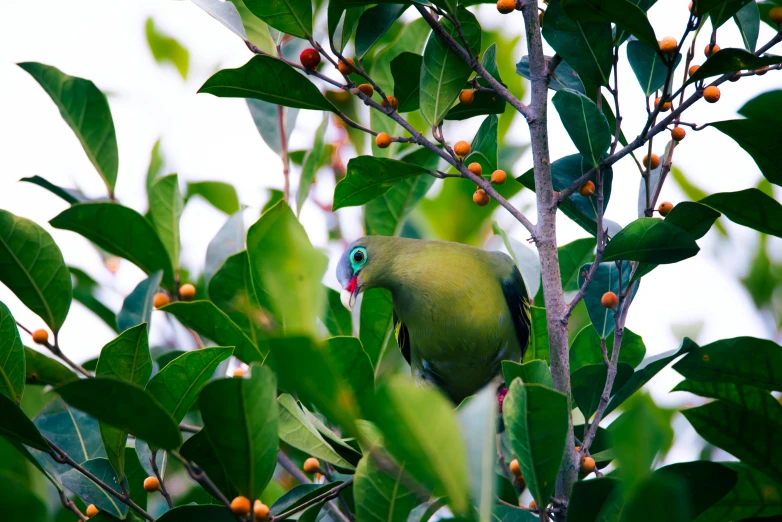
[350,247,368,271]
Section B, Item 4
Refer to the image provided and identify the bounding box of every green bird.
[337,236,531,404]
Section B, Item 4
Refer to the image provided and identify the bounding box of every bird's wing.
[393,311,411,365]
[501,265,532,359]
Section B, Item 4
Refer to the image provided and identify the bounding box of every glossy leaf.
[322,287,352,337]
[204,211,244,284]
[517,55,585,93]
[419,6,481,126]
[703,0,755,28]
[0,210,72,331]
[247,100,298,158]
[335,156,431,211]
[627,39,681,96]
[465,114,499,175]
[199,365,278,498]
[243,0,312,38]
[0,392,49,451]
[567,477,618,522]
[673,379,782,424]
[55,377,181,449]
[246,201,327,336]
[162,301,264,364]
[370,375,469,513]
[191,0,247,40]
[705,118,782,186]
[370,18,430,95]
[156,505,237,522]
[33,396,104,475]
[502,360,554,387]
[445,90,506,120]
[186,180,239,216]
[569,326,646,372]
[323,336,374,399]
[296,114,328,217]
[577,260,635,338]
[208,252,265,346]
[458,384,497,522]
[561,0,658,49]
[50,203,175,289]
[552,89,611,168]
[328,4,364,53]
[542,0,612,86]
[271,482,344,516]
[61,458,127,518]
[695,463,782,522]
[503,381,568,510]
[602,217,699,264]
[20,175,89,205]
[179,427,237,500]
[526,306,550,363]
[24,347,77,386]
[734,1,760,52]
[360,288,395,368]
[355,4,406,58]
[490,222,540,299]
[71,267,117,332]
[355,452,425,522]
[572,362,633,418]
[117,271,162,333]
[199,55,335,112]
[559,238,595,291]
[597,473,689,522]
[0,303,24,403]
[135,439,166,479]
[146,347,232,423]
[392,52,423,113]
[688,48,782,84]
[278,393,354,470]
[18,62,118,195]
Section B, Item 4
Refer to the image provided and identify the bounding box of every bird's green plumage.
[338,236,530,403]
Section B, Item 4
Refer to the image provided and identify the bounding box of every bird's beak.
[340,275,358,311]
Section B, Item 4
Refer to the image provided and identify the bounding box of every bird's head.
[336,237,383,310]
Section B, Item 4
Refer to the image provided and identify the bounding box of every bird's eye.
[353,250,364,263]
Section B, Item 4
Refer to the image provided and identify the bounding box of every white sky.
[1,0,781,463]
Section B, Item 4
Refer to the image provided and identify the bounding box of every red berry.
[300,48,321,70]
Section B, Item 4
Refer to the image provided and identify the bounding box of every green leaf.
[61,458,127,518]
[572,362,633,418]
[117,271,162,333]
[149,175,183,270]
[0,303,24,403]
[673,336,782,390]
[146,347,232,424]
[370,18,430,95]
[145,18,189,79]
[248,100,299,158]
[577,260,635,339]
[208,251,265,347]
[20,175,88,205]
[360,288,395,369]
[33,396,104,474]
[597,473,689,522]
[688,48,782,84]
[24,348,77,386]
[0,393,49,451]
[370,375,469,513]
[243,0,312,38]
[605,338,696,416]
[271,482,344,516]
[17,62,118,196]
[155,505,237,522]
[602,217,699,264]
[162,301,264,364]
[695,463,782,522]
[559,238,596,291]
[673,379,782,424]
[179,427,238,500]
[192,0,247,40]
[135,438,166,479]
[458,384,497,522]
[205,211,244,284]
[465,114,499,175]
[297,115,328,217]
[0,472,48,522]
[733,1,759,52]
[683,400,782,483]
[356,4,406,59]
[552,89,611,168]
[707,119,782,187]
[323,336,374,399]
[627,39,681,96]
[55,377,181,450]
[542,0,613,86]
[569,326,646,372]
[322,287,352,337]
[199,365,278,498]
[517,55,586,93]
[246,201,327,336]
[561,0,658,49]
[278,393,354,470]
[503,381,568,510]
[199,55,335,112]
[526,306,550,363]
[71,267,118,333]
[335,156,431,211]
[355,452,425,522]
[419,6,481,127]
[738,88,782,123]
[702,0,754,27]
[50,203,175,289]
[187,182,240,218]
[502,360,554,387]
[445,90,506,121]
[0,210,72,331]
[391,52,423,113]
[567,477,618,522]
[328,5,364,54]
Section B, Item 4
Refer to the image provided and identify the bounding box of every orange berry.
[179,283,196,301]
[299,48,321,70]
[453,141,471,157]
[357,83,374,97]
[509,458,522,476]
[601,291,619,309]
[32,329,49,345]
[381,96,399,110]
[337,57,355,75]
[497,0,517,13]
[704,43,720,57]
[303,457,320,474]
[703,85,721,103]
[643,153,661,170]
[468,162,483,175]
[578,180,595,197]
[771,6,782,24]
[491,169,507,185]
[659,36,677,53]
[86,504,99,517]
[688,64,700,77]
[232,367,246,378]
[143,476,160,492]
[153,292,170,309]
[671,127,686,141]
[658,201,674,216]
[580,456,596,474]
[375,132,392,149]
[231,496,252,516]
[655,97,672,112]
[515,474,526,489]
[459,90,475,105]
[529,501,538,511]
[473,189,490,206]
[254,501,271,521]
[755,66,769,76]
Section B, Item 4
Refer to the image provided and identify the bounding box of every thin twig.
[172,451,234,511]
[17,322,92,378]
[58,489,88,522]
[150,450,173,509]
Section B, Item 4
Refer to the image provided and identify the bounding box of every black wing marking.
[393,311,411,365]
[501,265,532,360]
